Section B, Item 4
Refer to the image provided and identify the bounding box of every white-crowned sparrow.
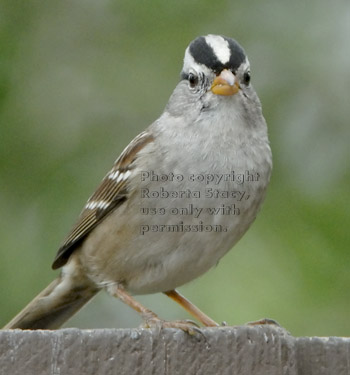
[4,34,272,332]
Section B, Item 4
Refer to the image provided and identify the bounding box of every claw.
[247,318,281,327]
[142,317,203,336]
[181,319,200,328]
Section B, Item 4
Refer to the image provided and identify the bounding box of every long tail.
[3,274,98,330]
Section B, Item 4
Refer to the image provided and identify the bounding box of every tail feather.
[3,276,98,330]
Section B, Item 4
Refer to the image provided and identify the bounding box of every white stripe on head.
[182,46,213,76]
[205,35,231,65]
[236,58,251,74]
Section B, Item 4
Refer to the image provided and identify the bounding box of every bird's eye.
[243,71,251,85]
[188,73,199,88]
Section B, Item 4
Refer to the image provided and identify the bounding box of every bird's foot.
[246,318,281,327]
[142,316,202,336]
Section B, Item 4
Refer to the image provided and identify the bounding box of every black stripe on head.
[223,36,246,71]
[189,37,220,72]
[189,35,246,74]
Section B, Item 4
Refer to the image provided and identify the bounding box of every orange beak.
[211,69,240,96]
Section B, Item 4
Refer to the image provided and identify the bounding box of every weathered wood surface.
[0,326,349,375]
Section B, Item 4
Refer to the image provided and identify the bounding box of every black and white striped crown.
[182,34,247,77]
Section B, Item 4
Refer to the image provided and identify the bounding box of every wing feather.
[52,131,154,269]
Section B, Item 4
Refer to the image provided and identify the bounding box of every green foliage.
[0,0,349,336]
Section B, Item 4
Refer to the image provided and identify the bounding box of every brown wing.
[52,131,154,269]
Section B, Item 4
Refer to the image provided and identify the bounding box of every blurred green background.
[1,1,349,337]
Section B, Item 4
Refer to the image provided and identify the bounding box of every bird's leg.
[108,284,158,322]
[108,285,201,334]
[164,289,219,327]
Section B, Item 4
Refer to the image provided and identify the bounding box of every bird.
[4,34,272,332]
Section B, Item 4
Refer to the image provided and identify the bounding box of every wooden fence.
[1,325,349,374]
